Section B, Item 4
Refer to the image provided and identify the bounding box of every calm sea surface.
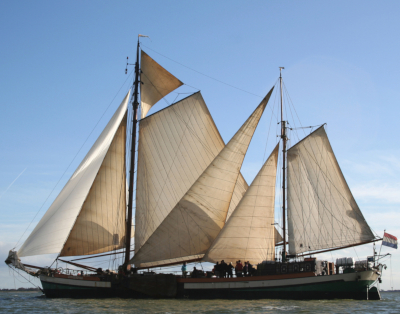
[1,291,400,313]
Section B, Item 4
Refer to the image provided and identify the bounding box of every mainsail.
[131,88,273,267]
[135,92,248,252]
[18,93,130,257]
[140,50,183,118]
[287,126,375,255]
[203,143,279,264]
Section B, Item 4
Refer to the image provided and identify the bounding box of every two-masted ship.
[6,37,385,300]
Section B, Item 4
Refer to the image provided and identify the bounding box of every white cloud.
[353,183,400,204]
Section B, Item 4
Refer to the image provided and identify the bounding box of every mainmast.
[279,67,287,262]
[124,37,140,268]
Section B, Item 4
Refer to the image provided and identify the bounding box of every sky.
[1,0,399,290]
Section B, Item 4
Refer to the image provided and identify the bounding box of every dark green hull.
[40,270,380,300]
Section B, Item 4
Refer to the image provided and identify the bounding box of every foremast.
[279,67,287,262]
[124,37,140,269]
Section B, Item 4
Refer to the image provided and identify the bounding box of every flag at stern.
[383,232,398,249]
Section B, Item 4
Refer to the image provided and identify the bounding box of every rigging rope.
[141,44,262,98]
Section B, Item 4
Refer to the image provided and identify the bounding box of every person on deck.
[220,260,227,278]
[191,267,198,278]
[235,260,243,277]
[247,261,254,276]
[181,262,187,278]
[243,262,249,276]
[227,262,234,278]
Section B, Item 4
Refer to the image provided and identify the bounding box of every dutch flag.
[383,232,398,249]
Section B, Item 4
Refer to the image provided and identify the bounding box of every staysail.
[18,93,130,257]
[140,50,183,118]
[131,88,273,267]
[287,126,375,255]
[203,143,279,264]
[135,92,248,252]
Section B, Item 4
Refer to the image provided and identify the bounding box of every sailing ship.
[5,37,385,300]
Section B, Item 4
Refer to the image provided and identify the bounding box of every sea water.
[1,291,400,313]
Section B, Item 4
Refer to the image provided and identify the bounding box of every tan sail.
[60,114,127,256]
[203,143,279,264]
[135,92,248,252]
[18,92,130,257]
[287,126,375,255]
[131,88,273,267]
[275,227,283,244]
[140,50,183,118]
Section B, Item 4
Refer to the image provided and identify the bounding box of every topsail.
[140,51,183,118]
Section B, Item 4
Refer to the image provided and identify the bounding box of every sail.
[18,93,130,257]
[287,126,375,255]
[203,143,279,264]
[226,174,248,222]
[135,92,248,252]
[60,115,127,256]
[140,50,183,118]
[275,228,283,244]
[131,88,273,267]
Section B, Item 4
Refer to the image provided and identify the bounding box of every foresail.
[140,50,183,118]
[287,126,375,255]
[18,93,130,257]
[60,114,127,256]
[135,92,248,252]
[131,88,273,267]
[203,143,279,264]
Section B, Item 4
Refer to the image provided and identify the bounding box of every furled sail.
[203,143,279,264]
[140,50,183,118]
[287,126,375,255]
[18,93,130,257]
[135,92,248,252]
[131,88,273,267]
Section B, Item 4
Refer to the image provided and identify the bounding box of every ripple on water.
[0,291,399,314]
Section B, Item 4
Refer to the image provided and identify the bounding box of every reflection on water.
[0,291,399,314]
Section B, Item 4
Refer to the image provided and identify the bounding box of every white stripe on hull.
[184,271,378,290]
[40,275,111,288]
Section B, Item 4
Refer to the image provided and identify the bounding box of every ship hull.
[40,275,143,298]
[177,271,380,300]
[39,270,380,300]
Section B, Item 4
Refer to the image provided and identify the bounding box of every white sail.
[203,143,279,264]
[18,93,130,257]
[287,126,375,255]
[140,50,183,118]
[135,92,248,252]
[131,88,273,267]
